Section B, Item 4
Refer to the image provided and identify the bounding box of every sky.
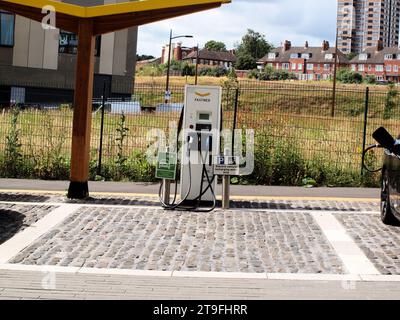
[137,0,338,57]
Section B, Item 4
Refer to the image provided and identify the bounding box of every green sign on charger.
[156,152,177,180]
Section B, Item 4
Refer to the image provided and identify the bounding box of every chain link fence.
[0,79,398,186]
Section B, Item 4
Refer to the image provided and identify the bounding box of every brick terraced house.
[183,48,236,69]
[257,40,350,81]
[350,41,400,82]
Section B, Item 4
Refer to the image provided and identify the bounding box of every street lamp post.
[162,30,193,205]
[332,28,352,117]
[165,30,193,103]
[195,44,200,85]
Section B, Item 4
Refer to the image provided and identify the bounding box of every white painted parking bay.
[1,196,400,300]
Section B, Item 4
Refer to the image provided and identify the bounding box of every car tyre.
[381,170,400,226]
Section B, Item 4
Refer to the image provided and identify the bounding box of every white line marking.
[0,200,380,216]
[172,271,267,279]
[360,275,400,282]
[311,212,381,275]
[0,204,81,264]
[0,264,400,282]
[0,263,80,273]
[267,273,361,281]
[79,267,172,277]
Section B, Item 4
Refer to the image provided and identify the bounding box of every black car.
[371,127,400,226]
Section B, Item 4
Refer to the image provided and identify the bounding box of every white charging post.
[180,85,222,205]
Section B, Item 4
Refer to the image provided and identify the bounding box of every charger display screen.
[198,113,210,121]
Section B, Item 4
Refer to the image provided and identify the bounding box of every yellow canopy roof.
[0,0,231,34]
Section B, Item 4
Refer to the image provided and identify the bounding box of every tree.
[136,54,155,61]
[204,40,227,52]
[346,52,357,61]
[235,52,257,70]
[235,29,273,66]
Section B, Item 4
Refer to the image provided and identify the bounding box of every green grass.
[0,80,399,186]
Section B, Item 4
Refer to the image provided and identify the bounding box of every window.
[325,53,333,60]
[384,54,393,60]
[386,65,392,72]
[358,64,365,71]
[292,63,297,70]
[375,65,384,72]
[351,64,356,71]
[301,53,310,59]
[324,64,331,71]
[394,65,399,72]
[290,53,299,59]
[307,63,314,70]
[0,11,15,47]
[268,52,277,59]
[282,63,290,70]
[359,53,368,60]
[59,31,101,56]
[298,63,303,70]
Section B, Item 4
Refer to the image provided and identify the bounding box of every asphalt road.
[0,179,380,199]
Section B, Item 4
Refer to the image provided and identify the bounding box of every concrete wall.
[0,0,138,96]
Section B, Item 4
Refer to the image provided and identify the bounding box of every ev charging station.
[158,85,223,211]
[180,85,222,205]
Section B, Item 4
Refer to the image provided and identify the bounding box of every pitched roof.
[258,46,349,64]
[184,49,236,62]
[350,47,400,64]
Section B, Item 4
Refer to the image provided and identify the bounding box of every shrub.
[2,108,23,178]
[199,66,229,77]
[383,84,398,119]
[115,112,129,180]
[364,75,376,84]
[181,63,195,76]
[249,66,297,81]
[337,69,363,84]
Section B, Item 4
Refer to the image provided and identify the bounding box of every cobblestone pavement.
[0,204,55,245]
[10,207,345,274]
[335,213,400,275]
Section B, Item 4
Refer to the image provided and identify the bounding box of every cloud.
[137,0,337,56]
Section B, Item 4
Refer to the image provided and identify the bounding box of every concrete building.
[161,42,194,64]
[184,48,236,69]
[0,0,138,105]
[257,40,349,81]
[337,0,400,54]
[160,43,236,69]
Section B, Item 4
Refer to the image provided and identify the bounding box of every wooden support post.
[68,19,95,199]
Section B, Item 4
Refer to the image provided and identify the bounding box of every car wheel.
[381,170,400,226]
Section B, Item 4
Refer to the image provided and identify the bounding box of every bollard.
[222,148,231,209]
[222,175,230,209]
[162,179,171,205]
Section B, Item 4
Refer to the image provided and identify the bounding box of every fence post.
[361,87,369,176]
[97,81,107,177]
[231,88,240,153]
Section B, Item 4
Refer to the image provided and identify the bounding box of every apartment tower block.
[337,0,400,53]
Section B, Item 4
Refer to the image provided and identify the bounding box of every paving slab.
[335,213,400,275]
[1,269,400,300]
